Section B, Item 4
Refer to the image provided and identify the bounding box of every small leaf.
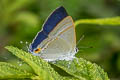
[54,58,109,80]
[0,62,34,79]
[5,46,61,80]
[75,17,120,26]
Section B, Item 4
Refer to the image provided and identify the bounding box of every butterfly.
[29,6,77,61]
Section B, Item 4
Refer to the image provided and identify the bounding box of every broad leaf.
[0,62,34,79]
[5,46,60,80]
[5,46,110,80]
[54,58,109,80]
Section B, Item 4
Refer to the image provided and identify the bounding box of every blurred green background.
[0,0,120,79]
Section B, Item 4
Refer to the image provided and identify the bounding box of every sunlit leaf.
[54,58,109,80]
[5,46,60,80]
[0,62,34,79]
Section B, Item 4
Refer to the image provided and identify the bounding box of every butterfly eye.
[34,48,41,53]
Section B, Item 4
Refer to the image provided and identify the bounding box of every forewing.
[29,6,68,52]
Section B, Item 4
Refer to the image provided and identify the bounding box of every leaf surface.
[54,58,109,80]
[0,62,34,79]
[5,46,60,80]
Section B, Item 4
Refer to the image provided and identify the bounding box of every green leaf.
[0,62,34,79]
[5,46,60,80]
[54,58,109,80]
[5,46,110,80]
[75,16,120,26]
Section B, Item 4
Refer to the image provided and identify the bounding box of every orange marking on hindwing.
[34,48,41,53]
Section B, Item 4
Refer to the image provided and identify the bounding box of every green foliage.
[0,0,120,79]
[0,46,109,80]
[54,58,109,80]
[74,17,120,79]
[0,62,34,79]
[5,46,60,80]
[75,17,120,26]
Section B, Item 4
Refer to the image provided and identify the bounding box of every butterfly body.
[29,6,77,61]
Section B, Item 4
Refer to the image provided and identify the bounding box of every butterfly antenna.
[76,35,85,47]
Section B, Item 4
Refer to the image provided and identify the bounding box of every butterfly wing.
[29,6,68,52]
[29,6,76,61]
[40,16,76,61]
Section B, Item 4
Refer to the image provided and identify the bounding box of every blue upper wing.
[43,6,68,34]
[29,6,68,52]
